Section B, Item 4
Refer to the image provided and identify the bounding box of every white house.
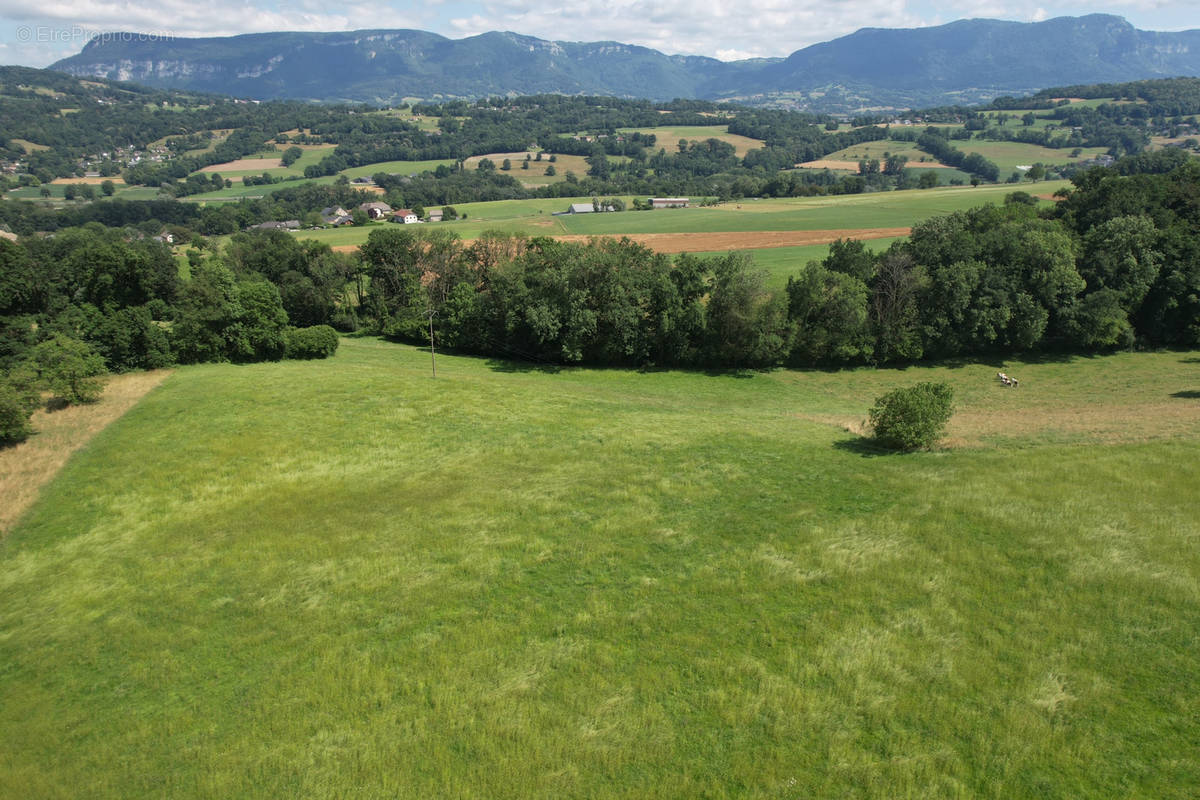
[393,209,420,224]
[650,197,689,209]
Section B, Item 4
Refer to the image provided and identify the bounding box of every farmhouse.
[426,208,444,222]
[392,209,420,224]
[250,220,300,231]
[358,201,392,220]
[557,201,616,215]
[650,197,689,208]
[320,206,350,224]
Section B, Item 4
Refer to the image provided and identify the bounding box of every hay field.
[1,341,1197,798]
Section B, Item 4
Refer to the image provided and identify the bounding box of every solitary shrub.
[26,335,106,405]
[868,381,954,450]
[284,325,340,359]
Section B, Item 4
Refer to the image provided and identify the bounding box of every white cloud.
[0,0,411,43]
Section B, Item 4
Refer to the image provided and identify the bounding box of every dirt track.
[331,227,909,254]
[50,176,126,185]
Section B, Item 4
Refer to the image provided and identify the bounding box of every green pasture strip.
[291,186,1066,249]
[957,142,1110,174]
[0,341,1196,798]
[183,176,337,201]
[340,159,456,179]
[721,237,906,288]
[904,167,974,183]
[815,140,931,164]
[559,184,1067,235]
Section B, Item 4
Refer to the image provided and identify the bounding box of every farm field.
[195,145,337,181]
[956,141,1109,175]
[340,159,456,179]
[48,176,125,186]
[616,125,764,156]
[556,183,1066,236]
[690,238,906,287]
[5,183,159,202]
[463,153,599,186]
[1,339,1197,797]
[183,175,337,201]
[295,184,1067,280]
[803,140,942,168]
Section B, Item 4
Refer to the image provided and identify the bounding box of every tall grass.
[1,340,1197,797]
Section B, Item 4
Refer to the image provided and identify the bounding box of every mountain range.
[49,14,1200,112]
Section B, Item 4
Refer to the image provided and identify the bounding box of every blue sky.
[0,1,1195,68]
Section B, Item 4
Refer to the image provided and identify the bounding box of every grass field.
[957,141,1109,175]
[616,125,765,157]
[556,184,1066,236]
[340,159,456,179]
[695,237,907,287]
[809,140,939,166]
[5,184,161,202]
[183,176,338,201]
[293,184,1067,266]
[195,146,337,182]
[1,339,1197,798]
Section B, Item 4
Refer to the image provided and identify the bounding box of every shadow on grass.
[832,436,894,458]
[701,368,759,379]
[1171,390,1200,399]
[1180,357,1200,364]
[485,358,561,374]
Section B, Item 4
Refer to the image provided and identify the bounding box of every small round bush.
[284,325,340,359]
[868,381,954,451]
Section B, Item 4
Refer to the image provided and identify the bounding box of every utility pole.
[427,307,437,378]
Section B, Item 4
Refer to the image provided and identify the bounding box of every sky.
[0,0,1196,69]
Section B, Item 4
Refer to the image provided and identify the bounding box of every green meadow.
[1,339,1197,797]
[292,184,1069,250]
[339,159,457,179]
[694,237,907,288]
[556,183,1067,235]
[956,141,1109,175]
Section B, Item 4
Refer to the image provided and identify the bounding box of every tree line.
[2,148,1197,410]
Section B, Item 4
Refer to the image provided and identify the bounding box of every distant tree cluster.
[352,151,1200,369]
[0,225,352,444]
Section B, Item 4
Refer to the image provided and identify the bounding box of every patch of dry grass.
[0,370,170,534]
[781,354,1200,449]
